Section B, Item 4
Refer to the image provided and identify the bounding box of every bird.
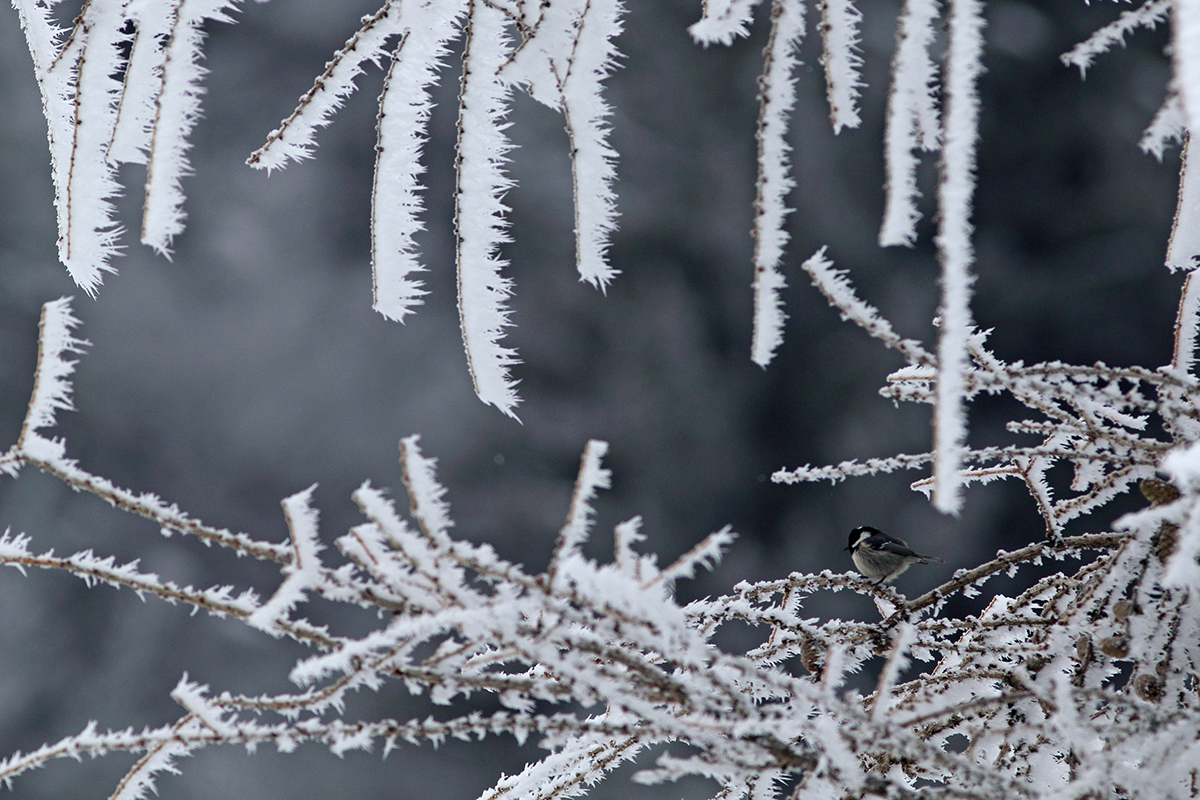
[845,526,944,585]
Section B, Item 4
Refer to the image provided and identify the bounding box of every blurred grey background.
[0,0,1181,797]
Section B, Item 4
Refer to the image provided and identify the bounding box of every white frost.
[371,2,464,321]
[246,486,324,633]
[142,0,245,257]
[931,0,986,515]
[454,0,521,417]
[880,0,941,247]
[21,298,88,442]
[1167,137,1200,270]
[821,0,865,134]
[750,0,805,367]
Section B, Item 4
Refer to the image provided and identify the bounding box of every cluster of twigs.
[752,196,1200,798]
[0,302,1004,798]
[14,0,629,417]
[2,271,1199,800]
[775,249,1194,540]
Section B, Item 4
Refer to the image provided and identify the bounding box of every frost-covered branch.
[784,226,1194,536]
[13,301,1193,799]
[749,0,805,368]
[16,0,630,413]
[14,0,242,288]
[1061,0,1171,78]
[879,0,940,247]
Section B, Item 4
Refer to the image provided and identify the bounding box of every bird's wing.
[874,538,920,557]
[875,539,945,563]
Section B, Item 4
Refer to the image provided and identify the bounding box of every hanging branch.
[59,0,129,290]
[454,0,521,417]
[689,0,765,45]
[879,0,941,247]
[929,0,986,514]
[552,0,625,289]
[749,0,805,367]
[141,0,245,256]
[369,0,461,322]
[819,0,864,134]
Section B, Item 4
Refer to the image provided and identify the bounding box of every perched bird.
[845,526,944,585]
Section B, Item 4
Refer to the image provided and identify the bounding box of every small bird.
[845,526,944,585]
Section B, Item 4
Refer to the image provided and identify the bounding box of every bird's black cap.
[846,525,881,551]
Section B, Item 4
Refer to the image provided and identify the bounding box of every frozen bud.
[1113,599,1136,623]
[1074,635,1092,666]
[1140,478,1181,506]
[1024,655,1048,676]
[1154,523,1178,563]
[1134,673,1164,702]
[1099,634,1129,659]
[800,636,824,676]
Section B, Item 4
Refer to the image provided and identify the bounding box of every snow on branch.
[649,525,736,592]
[1175,3,1200,146]
[57,0,129,289]
[1168,136,1200,270]
[1142,92,1185,162]
[250,0,633,411]
[10,3,1200,800]
[5,293,1200,799]
[140,0,245,256]
[106,717,201,800]
[788,243,1181,537]
[16,0,633,412]
[9,302,292,560]
[246,486,325,634]
[929,0,985,515]
[799,246,934,366]
[107,0,176,165]
[1061,0,1170,78]
[370,7,459,322]
[12,0,126,293]
[453,0,522,417]
[247,2,408,171]
[500,0,626,289]
[548,439,611,585]
[0,530,261,618]
[14,0,241,286]
[18,297,88,445]
[879,0,941,247]
[820,0,865,134]
[773,450,933,484]
[399,434,455,545]
[371,36,430,322]
[767,152,1200,793]
[555,0,625,290]
[689,0,766,45]
[1172,269,1200,380]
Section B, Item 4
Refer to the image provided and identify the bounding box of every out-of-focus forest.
[0,0,1181,796]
